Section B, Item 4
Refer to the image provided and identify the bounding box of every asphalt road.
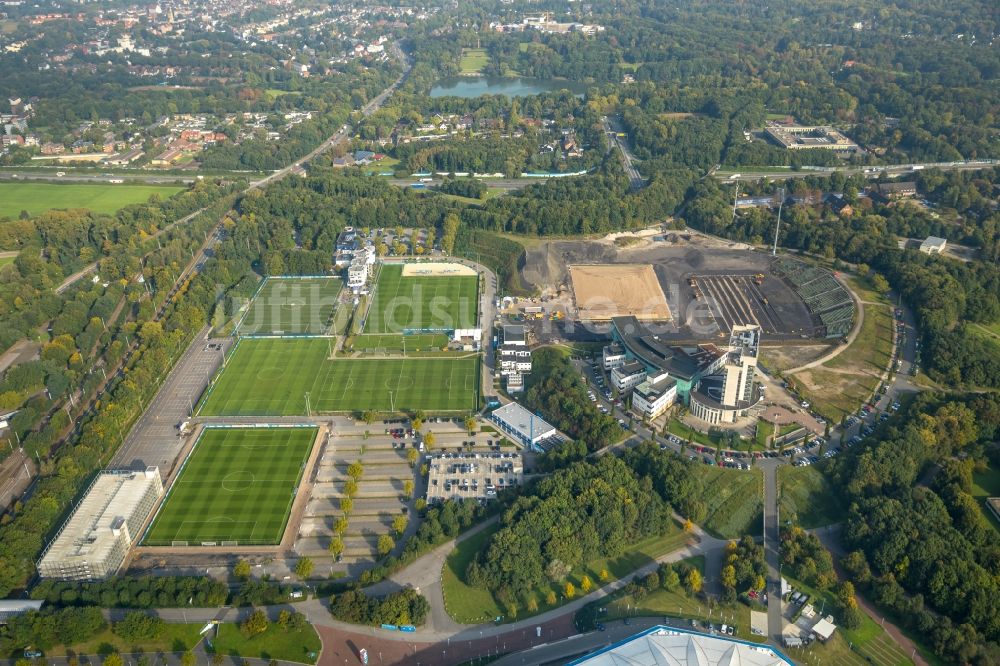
[0,171,196,185]
[602,114,645,190]
[762,460,783,643]
[716,159,999,182]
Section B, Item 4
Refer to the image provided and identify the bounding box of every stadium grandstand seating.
[773,258,854,338]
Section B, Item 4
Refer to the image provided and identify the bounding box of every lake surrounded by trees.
[429,75,587,98]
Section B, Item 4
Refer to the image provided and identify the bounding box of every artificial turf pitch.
[363,264,479,334]
[198,338,480,415]
[143,427,317,546]
[237,276,343,336]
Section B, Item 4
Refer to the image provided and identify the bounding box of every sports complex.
[142,426,319,546]
[361,262,479,334]
[120,260,483,558]
[199,262,483,417]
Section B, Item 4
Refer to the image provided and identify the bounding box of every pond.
[429,75,588,99]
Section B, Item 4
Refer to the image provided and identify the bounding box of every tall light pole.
[772,188,785,257]
[731,181,740,225]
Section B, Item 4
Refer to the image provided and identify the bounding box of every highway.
[602,114,646,190]
[716,159,999,182]
[0,171,196,185]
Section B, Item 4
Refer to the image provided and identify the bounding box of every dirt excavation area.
[570,264,672,321]
[520,228,818,341]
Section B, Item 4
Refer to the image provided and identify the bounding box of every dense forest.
[829,393,1000,664]
[462,441,734,616]
[465,454,674,614]
[523,348,623,468]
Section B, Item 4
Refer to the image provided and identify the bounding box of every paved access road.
[110,330,231,474]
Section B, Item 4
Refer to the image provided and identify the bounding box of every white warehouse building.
[37,468,163,581]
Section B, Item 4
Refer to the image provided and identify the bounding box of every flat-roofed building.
[690,325,762,424]
[0,600,44,623]
[764,123,859,153]
[632,376,677,420]
[346,249,376,291]
[919,236,947,254]
[498,344,532,375]
[603,343,627,370]
[611,360,647,393]
[37,468,163,581]
[505,372,524,393]
[610,316,727,403]
[490,401,557,449]
[502,324,527,346]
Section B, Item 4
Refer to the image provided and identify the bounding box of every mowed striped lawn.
[143,427,317,545]
[237,276,343,336]
[199,338,480,415]
[363,263,479,333]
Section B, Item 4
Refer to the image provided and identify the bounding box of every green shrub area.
[454,227,530,295]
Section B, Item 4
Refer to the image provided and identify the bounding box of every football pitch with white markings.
[142,427,317,546]
[237,276,342,336]
[198,338,480,415]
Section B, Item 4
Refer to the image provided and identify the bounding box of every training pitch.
[199,338,480,415]
[143,427,317,546]
[0,182,184,218]
[363,263,479,334]
[237,276,343,336]
[352,333,450,352]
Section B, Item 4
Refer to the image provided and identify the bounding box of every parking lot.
[297,433,417,572]
[296,417,525,576]
[111,331,231,476]
[426,451,523,502]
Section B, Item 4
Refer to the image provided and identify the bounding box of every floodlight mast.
[731,181,740,225]
[772,187,785,257]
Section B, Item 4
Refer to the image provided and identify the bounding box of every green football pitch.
[352,333,450,352]
[0,182,184,218]
[199,338,480,415]
[237,277,343,336]
[143,427,317,546]
[363,264,479,334]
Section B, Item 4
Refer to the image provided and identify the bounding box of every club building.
[37,468,163,581]
[490,401,557,450]
[568,625,794,666]
[609,317,762,424]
